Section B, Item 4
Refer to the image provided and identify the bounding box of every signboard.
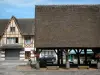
[25,48,34,51]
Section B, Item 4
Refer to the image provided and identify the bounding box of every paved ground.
[0,60,100,75]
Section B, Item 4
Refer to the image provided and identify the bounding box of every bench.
[46,66,59,70]
[78,66,89,69]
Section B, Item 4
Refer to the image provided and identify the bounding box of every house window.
[10,27,15,32]
[7,37,18,44]
[24,37,31,44]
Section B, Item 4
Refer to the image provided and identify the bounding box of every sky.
[0,0,100,19]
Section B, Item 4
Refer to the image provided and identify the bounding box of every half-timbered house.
[0,16,34,60]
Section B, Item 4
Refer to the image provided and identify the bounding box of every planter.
[97,62,100,69]
[36,62,40,69]
[66,61,70,69]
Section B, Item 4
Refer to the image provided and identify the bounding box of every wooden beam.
[74,49,77,54]
[60,49,63,65]
[68,49,72,53]
[54,49,58,55]
[79,49,83,54]
[74,49,80,65]
[57,49,60,66]
[65,49,69,62]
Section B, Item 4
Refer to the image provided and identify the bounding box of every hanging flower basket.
[95,53,100,58]
[33,51,37,54]
[34,54,40,58]
[32,51,40,62]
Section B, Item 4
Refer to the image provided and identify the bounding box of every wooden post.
[92,49,96,59]
[60,49,63,65]
[77,49,80,65]
[65,49,70,69]
[65,49,68,62]
[35,48,40,69]
[74,49,80,65]
[36,48,39,62]
[84,49,88,65]
[57,49,60,66]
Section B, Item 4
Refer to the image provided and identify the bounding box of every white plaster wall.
[20,55,25,57]
[6,19,19,33]
[0,51,5,61]
[20,50,25,60]
[1,38,6,45]
[1,58,5,61]
[19,57,25,60]
[1,54,5,57]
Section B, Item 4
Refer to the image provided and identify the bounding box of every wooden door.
[25,51,31,59]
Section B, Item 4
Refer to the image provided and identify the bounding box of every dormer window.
[10,27,15,32]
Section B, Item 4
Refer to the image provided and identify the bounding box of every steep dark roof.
[0,19,9,35]
[17,19,35,35]
[0,17,34,36]
[35,5,100,48]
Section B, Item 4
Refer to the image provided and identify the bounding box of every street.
[0,60,100,75]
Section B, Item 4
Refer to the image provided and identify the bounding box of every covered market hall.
[34,5,100,68]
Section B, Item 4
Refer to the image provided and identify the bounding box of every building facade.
[0,16,34,61]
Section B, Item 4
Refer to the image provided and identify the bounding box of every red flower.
[33,51,36,54]
[95,53,100,58]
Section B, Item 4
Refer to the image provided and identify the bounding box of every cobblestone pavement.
[0,61,100,75]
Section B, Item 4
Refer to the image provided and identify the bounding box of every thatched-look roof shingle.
[35,5,100,48]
